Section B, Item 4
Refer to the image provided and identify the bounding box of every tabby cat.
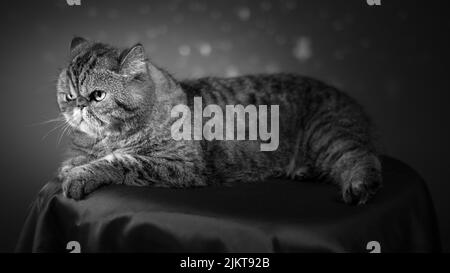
[56,37,382,205]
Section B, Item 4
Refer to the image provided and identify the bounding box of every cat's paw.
[342,178,381,205]
[57,165,72,181]
[61,168,94,200]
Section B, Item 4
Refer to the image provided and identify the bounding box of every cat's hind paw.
[342,178,381,205]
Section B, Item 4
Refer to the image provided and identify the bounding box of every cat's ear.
[70,36,88,51]
[70,37,89,59]
[119,44,147,76]
[121,43,179,101]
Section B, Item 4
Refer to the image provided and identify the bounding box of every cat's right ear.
[119,44,147,76]
[70,36,88,57]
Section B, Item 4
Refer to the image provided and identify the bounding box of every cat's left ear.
[121,43,178,101]
[120,44,147,76]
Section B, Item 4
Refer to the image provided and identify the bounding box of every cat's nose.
[76,97,88,108]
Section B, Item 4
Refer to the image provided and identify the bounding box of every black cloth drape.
[16,156,441,252]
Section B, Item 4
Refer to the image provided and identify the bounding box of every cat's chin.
[77,121,101,137]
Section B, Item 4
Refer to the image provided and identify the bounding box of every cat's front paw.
[61,168,95,200]
[57,165,72,181]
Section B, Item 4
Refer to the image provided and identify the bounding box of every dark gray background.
[0,0,449,252]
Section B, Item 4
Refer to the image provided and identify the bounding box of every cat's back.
[179,73,327,107]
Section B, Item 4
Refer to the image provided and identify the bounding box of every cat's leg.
[57,155,89,181]
[309,131,382,205]
[304,99,382,205]
[285,156,312,180]
[61,152,206,200]
[285,129,315,181]
[291,165,314,180]
[331,151,381,205]
[310,139,382,205]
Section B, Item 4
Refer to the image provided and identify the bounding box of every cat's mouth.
[65,108,106,137]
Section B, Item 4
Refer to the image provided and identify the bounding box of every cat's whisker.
[41,122,67,141]
[56,122,71,146]
[55,124,67,145]
[27,116,65,127]
[57,123,72,146]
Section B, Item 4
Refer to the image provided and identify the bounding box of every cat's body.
[57,38,381,205]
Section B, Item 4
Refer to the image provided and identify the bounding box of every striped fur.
[57,38,381,205]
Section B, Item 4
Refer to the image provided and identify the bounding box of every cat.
[56,37,382,205]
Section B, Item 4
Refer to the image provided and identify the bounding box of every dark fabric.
[16,156,441,253]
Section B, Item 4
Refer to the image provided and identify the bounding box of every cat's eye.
[91,90,106,102]
[65,93,75,102]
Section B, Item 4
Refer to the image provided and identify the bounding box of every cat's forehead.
[88,69,123,86]
[69,44,120,72]
[73,70,122,97]
[65,44,124,94]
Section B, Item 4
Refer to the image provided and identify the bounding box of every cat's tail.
[304,87,382,205]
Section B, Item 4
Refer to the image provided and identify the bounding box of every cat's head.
[57,37,171,137]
